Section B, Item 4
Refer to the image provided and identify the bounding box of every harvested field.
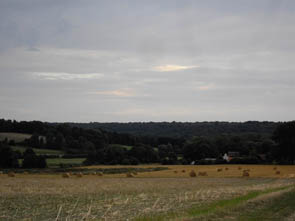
[81,165,295,178]
[0,165,295,220]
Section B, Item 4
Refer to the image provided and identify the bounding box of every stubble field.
[1,165,295,220]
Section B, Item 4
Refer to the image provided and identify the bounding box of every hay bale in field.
[198,171,208,176]
[91,172,97,175]
[97,172,103,176]
[189,170,197,177]
[62,173,70,178]
[76,172,83,178]
[276,171,281,175]
[273,167,277,170]
[174,170,178,174]
[126,172,133,178]
[217,168,222,172]
[288,174,295,178]
[225,168,229,171]
[242,171,250,177]
[8,172,15,177]
[238,167,242,170]
[182,170,186,173]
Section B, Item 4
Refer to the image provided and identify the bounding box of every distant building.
[223,152,240,162]
[223,153,229,162]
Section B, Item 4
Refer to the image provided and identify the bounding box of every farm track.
[185,186,295,221]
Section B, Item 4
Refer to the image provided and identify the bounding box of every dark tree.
[22,148,47,168]
[183,137,217,162]
[0,142,19,168]
[272,121,295,164]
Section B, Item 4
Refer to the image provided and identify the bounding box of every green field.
[46,158,86,168]
[17,157,86,168]
[0,132,31,142]
[12,146,64,155]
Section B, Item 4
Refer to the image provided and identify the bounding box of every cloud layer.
[0,0,295,122]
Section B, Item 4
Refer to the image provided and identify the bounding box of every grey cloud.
[0,0,295,122]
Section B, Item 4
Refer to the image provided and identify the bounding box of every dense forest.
[67,121,278,138]
[0,119,295,168]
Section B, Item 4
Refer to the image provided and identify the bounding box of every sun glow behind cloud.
[153,65,199,72]
[92,88,135,97]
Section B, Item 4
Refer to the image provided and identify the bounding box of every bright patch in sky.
[33,72,103,80]
[92,88,135,97]
[153,65,199,72]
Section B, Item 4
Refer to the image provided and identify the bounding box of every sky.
[0,0,295,122]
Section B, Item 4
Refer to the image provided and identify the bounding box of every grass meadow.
[1,165,295,220]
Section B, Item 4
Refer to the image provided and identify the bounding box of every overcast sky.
[0,0,295,122]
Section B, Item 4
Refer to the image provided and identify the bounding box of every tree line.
[0,119,295,168]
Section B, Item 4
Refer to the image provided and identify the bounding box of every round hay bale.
[182,170,186,173]
[76,172,83,178]
[242,171,250,177]
[276,171,281,175]
[97,172,103,176]
[126,172,133,178]
[225,168,229,171]
[174,170,178,174]
[8,172,15,177]
[198,171,208,176]
[189,170,197,177]
[238,167,242,170]
[62,173,70,178]
[217,168,222,172]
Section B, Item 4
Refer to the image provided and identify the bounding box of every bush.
[22,148,47,168]
[0,142,19,168]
